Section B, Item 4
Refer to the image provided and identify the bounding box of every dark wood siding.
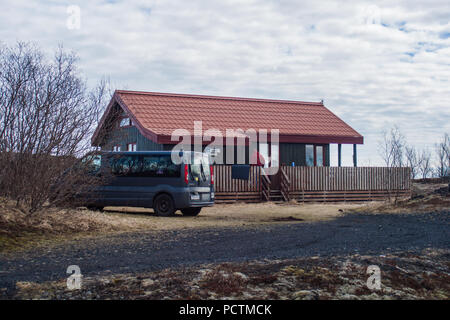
[280,143,306,166]
[324,144,330,166]
[101,126,163,151]
[280,143,330,167]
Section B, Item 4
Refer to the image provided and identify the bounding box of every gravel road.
[1,211,449,295]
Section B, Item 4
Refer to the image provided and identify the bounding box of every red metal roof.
[92,90,363,145]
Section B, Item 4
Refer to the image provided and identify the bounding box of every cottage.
[92,90,363,168]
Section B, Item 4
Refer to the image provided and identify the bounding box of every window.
[305,145,325,166]
[113,145,121,152]
[306,145,314,166]
[127,143,137,152]
[316,146,324,167]
[141,155,181,177]
[119,117,132,127]
[188,152,210,180]
[109,155,181,178]
[110,155,140,176]
[82,155,102,174]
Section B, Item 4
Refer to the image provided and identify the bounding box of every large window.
[316,146,324,167]
[305,144,325,166]
[306,145,314,166]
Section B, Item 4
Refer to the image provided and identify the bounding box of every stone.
[141,279,155,287]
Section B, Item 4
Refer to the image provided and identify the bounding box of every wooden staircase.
[261,171,271,201]
[279,167,291,202]
[260,167,291,202]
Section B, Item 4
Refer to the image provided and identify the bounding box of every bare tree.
[405,145,421,179]
[418,149,433,179]
[435,133,450,178]
[0,42,110,213]
[378,126,408,202]
[378,126,405,168]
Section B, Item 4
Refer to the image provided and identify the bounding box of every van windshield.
[189,152,210,181]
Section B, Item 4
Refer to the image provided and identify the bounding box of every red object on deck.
[250,150,265,166]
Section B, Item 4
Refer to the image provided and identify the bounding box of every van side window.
[109,155,180,177]
[141,155,180,177]
[110,155,140,176]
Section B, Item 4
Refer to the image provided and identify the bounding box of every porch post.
[353,144,357,167]
[338,144,342,167]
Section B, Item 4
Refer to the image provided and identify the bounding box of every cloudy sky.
[1,0,449,165]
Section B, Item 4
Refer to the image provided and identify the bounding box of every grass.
[0,200,361,253]
[1,182,448,253]
[347,182,450,214]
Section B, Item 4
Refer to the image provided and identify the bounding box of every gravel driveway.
[1,211,449,295]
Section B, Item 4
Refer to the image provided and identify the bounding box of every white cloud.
[0,0,449,165]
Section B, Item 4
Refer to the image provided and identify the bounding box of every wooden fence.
[213,165,262,202]
[282,166,411,191]
[213,165,411,203]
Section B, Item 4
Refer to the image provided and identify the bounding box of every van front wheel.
[154,194,175,216]
[181,207,202,216]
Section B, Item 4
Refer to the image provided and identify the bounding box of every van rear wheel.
[181,207,202,216]
[154,194,175,216]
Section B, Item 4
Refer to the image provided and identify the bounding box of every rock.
[294,290,319,300]
[365,292,380,300]
[233,272,248,280]
[141,279,155,287]
[16,281,33,290]
[336,284,357,295]
[338,294,359,300]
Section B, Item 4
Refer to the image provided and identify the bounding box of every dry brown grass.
[0,200,359,253]
[2,181,447,252]
[103,202,359,230]
[347,183,450,214]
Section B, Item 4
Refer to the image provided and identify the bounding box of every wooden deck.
[213,165,411,203]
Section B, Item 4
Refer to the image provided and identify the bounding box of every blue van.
[82,151,214,216]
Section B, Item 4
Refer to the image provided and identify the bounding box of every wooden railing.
[213,165,411,202]
[281,166,411,191]
[213,165,261,193]
[279,167,291,201]
[261,171,271,201]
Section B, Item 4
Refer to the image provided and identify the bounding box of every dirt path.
[1,211,449,297]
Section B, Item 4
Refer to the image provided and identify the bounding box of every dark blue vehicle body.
[82,151,214,215]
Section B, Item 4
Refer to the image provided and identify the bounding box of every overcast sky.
[1,0,449,165]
